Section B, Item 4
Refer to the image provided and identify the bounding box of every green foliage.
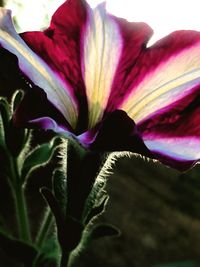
[0,97,10,131]
[33,236,59,267]
[0,230,37,266]
[0,91,118,266]
[0,92,30,157]
[0,97,10,147]
[0,92,63,265]
[84,195,109,225]
[0,108,5,147]
[40,137,117,262]
[53,168,68,218]
[11,89,24,113]
[21,137,59,183]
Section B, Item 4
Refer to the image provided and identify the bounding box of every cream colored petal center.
[83,4,122,129]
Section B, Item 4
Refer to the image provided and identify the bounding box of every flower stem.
[36,208,53,248]
[9,155,31,242]
[60,251,71,267]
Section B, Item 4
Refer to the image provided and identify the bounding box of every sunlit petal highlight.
[82,3,122,128]
[0,8,78,129]
[121,33,200,123]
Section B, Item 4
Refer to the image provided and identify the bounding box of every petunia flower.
[0,0,200,171]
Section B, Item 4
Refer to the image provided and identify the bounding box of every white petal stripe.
[144,137,200,161]
[121,42,200,123]
[82,4,122,129]
[0,8,78,129]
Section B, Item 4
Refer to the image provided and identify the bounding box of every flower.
[0,0,200,171]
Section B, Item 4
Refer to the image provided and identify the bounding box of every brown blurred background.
[74,157,200,267]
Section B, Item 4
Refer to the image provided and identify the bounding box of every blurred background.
[1,0,200,267]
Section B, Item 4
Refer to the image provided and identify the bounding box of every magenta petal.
[120,30,200,123]
[138,86,200,170]
[0,8,78,128]
[106,17,153,111]
[21,1,153,130]
[138,85,200,138]
[21,0,88,129]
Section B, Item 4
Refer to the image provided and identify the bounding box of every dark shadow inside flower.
[0,47,29,95]
[13,86,74,133]
[91,110,152,156]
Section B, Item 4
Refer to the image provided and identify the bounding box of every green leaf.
[56,137,102,220]
[0,93,28,157]
[0,111,5,147]
[0,98,10,128]
[5,119,28,157]
[0,231,37,266]
[41,187,83,252]
[21,137,59,182]
[33,236,59,267]
[84,195,109,225]
[82,172,108,224]
[53,168,67,217]
[40,187,62,229]
[11,89,24,112]
[0,98,10,146]
[88,223,120,241]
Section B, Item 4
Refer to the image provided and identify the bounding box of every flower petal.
[142,141,200,162]
[0,8,78,128]
[21,0,88,132]
[82,3,123,128]
[120,31,200,124]
[28,117,65,132]
[21,0,153,131]
[82,3,152,128]
[138,87,200,170]
[106,16,153,112]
